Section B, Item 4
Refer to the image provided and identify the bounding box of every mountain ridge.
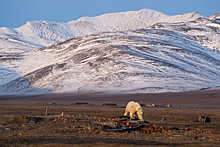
[0,9,208,53]
[0,9,220,96]
[1,23,220,95]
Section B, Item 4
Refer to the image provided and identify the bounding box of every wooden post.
[45,107,47,117]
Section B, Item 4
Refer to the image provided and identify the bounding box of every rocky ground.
[0,95,220,147]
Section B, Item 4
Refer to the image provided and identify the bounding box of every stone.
[199,116,211,123]
[4,128,10,131]
[161,118,166,121]
[28,121,36,126]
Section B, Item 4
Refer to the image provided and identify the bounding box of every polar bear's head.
[136,103,144,121]
[138,107,143,114]
[136,105,143,115]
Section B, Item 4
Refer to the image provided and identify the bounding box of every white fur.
[124,101,144,121]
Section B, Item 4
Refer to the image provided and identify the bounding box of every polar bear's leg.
[124,106,129,116]
[130,111,135,119]
[133,112,136,118]
[124,111,128,116]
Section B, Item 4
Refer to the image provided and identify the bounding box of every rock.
[199,116,211,123]
[194,136,198,140]
[161,118,166,121]
[28,121,36,126]
[165,104,172,108]
[19,132,30,136]
[4,128,10,131]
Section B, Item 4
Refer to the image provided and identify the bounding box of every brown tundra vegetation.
[0,89,220,146]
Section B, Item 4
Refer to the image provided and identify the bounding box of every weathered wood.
[45,107,47,117]
[106,124,143,132]
[103,103,117,106]
[89,120,119,128]
[121,124,129,129]
[116,116,151,124]
[71,103,89,105]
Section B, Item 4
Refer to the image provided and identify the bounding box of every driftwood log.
[89,120,119,128]
[89,116,151,132]
[106,124,144,132]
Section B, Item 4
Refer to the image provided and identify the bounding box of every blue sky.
[0,0,219,28]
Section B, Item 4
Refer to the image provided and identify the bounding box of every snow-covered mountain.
[0,9,220,96]
[0,9,207,53]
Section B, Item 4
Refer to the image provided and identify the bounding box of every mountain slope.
[0,9,220,96]
[0,9,206,53]
[0,20,220,95]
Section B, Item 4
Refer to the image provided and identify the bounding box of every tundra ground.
[0,90,220,146]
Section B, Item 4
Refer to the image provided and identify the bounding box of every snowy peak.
[0,8,220,96]
[0,9,210,53]
[180,11,205,21]
[17,20,75,45]
[209,13,220,23]
[68,9,205,32]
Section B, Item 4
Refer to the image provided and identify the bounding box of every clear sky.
[0,0,219,28]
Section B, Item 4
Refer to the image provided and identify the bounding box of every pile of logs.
[89,116,176,133]
[63,115,219,141]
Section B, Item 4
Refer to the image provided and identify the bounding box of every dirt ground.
[0,90,220,146]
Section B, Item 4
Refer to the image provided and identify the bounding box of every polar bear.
[124,101,144,121]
